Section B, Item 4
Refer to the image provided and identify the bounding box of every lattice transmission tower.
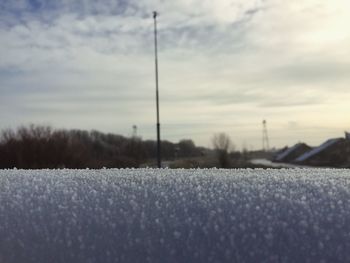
[262,120,270,151]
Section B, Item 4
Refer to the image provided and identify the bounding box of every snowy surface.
[1,169,350,263]
[250,158,301,168]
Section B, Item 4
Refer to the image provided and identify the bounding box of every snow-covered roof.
[295,138,342,162]
[275,143,302,161]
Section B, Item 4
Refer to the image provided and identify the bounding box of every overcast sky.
[1,0,349,149]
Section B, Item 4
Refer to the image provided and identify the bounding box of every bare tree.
[212,132,233,168]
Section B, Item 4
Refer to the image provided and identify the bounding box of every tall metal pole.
[153,11,161,168]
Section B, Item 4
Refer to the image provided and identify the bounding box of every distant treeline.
[0,125,205,169]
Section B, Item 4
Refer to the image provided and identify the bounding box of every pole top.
[153,11,157,18]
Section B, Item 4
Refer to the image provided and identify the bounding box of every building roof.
[295,138,342,162]
[345,131,350,140]
[275,143,303,162]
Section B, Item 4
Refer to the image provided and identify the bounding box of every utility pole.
[153,11,161,168]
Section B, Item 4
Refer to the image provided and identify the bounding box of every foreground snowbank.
[1,169,350,262]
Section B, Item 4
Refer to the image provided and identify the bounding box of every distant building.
[274,143,312,163]
[345,131,350,140]
[294,138,350,167]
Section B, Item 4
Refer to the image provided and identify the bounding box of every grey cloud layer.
[0,0,349,147]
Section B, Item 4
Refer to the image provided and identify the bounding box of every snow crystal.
[0,169,350,263]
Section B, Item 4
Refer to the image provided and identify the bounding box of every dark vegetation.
[0,125,272,169]
[211,132,233,168]
[0,125,207,169]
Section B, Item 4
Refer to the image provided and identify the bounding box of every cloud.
[0,0,350,148]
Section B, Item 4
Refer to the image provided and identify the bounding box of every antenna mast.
[153,11,161,168]
[262,120,270,151]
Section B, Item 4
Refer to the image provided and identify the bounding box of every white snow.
[0,168,350,262]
